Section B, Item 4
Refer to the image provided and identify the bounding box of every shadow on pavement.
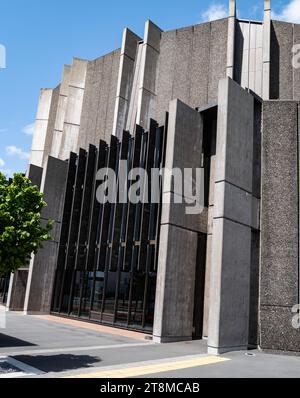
[0,333,36,348]
[12,354,101,373]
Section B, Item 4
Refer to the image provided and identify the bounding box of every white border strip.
[0,357,43,378]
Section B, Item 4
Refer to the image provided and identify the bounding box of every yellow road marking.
[67,356,230,378]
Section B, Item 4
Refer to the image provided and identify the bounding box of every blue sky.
[0,0,298,176]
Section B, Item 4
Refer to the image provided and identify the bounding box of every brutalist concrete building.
[4,0,300,354]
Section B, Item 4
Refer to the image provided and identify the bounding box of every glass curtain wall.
[51,119,167,332]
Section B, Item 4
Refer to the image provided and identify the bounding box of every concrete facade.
[153,99,203,343]
[24,157,68,314]
[208,78,255,354]
[260,101,300,351]
[12,0,300,354]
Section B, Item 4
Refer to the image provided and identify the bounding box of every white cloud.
[6,146,30,160]
[0,168,13,177]
[201,3,228,22]
[273,0,300,24]
[0,128,8,133]
[23,122,35,135]
[0,158,5,167]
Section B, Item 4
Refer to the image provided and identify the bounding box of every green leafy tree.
[0,172,53,276]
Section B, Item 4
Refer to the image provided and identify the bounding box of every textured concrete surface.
[24,157,68,314]
[261,101,299,308]
[262,1,271,100]
[79,51,120,147]
[294,23,300,101]
[136,20,162,130]
[260,306,300,352]
[208,78,254,354]
[208,218,252,353]
[50,65,71,158]
[226,0,236,79]
[59,58,87,159]
[113,28,141,138]
[155,19,228,125]
[270,21,293,100]
[154,224,199,343]
[214,78,254,192]
[235,21,263,97]
[30,88,59,167]
[260,101,300,352]
[6,271,28,312]
[154,99,203,343]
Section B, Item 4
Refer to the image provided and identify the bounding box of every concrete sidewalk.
[0,311,300,378]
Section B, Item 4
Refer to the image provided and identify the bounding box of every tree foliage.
[0,172,53,276]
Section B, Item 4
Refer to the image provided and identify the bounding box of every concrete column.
[59,58,88,160]
[208,78,254,354]
[226,0,236,79]
[6,270,28,311]
[153,99,203,343]
[203,116,217,338]
[260,101,300,352]
[126,43,143,133]
[136,20,162,130]
[50,65,71,158]
[24,156,68,314]
[5,275,14,311]
[262,0,271,100]
[30,88,59,167]
[112,28,141,139]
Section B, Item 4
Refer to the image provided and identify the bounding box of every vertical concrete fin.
[208,78,254,355]
[227,0,236,79]
[24,156,68,315]
[262,0,271,99]
[229,0,236,17]
[112,27,141,138]
[50,64,71,158]
[136,20,162,130]
[153,99,203,343]
[30,88,55,168]
[59,58,88,159]
[260,101,300,352]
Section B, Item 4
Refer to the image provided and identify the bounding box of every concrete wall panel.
[208,78,254,354]
[208,218,252,351]
[24,157,68,314]
[208,19,228,104]
[154,224,198,342]
[189,23,211,108]
[113,28,141,138]
[215,78,254,192]
[261,101,299,307]
[270,21,293,100]
[79,50,120,148]
[260,100,299,351]
[153,99,203,343]
[172,27,194,105]
[155,30,177,124]
[293,23,300,100]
